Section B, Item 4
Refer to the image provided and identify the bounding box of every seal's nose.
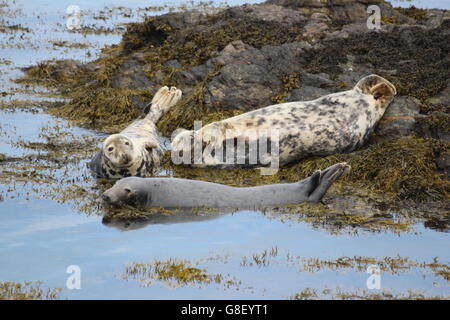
[102,193,111,203]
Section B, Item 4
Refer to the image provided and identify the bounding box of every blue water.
[0,0,449,299]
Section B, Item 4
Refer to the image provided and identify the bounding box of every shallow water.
[0,0,448,299]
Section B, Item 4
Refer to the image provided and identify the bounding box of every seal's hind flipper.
[354,74,396,105]
[307,163,350,203]
[304,170,321,197]
[146,86,182,122]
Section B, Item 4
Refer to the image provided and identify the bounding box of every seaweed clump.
[0,281,60,300]
[396,6,428,21]
[302,20,450,102]
[125,16,305,69]
[123,258,240,289]
[48,87,146,133]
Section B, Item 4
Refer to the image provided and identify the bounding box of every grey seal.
[90,86,182,178]
[102,162,350,208]
[171,75,396,167]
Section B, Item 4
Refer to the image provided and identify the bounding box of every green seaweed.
[303,21,450,102]
[0,281,61,300]
[123,258,240,289]
[47,87,146,133]
[396,6,428,21]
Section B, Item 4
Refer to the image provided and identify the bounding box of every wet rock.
[164,59,183,69]
[374,96,421,142]
[204,62,279,110]
[300,72,335,88]
[203,40,309,111]
[303,12,331,37]
[414,112,450,142]
[426,84,450,106]
[227,4,308,25]
[336,56,373,89]
[266,0,325,8]
[423,10,444,29]
[158,10,208,30]
[174,64,209,86]
[111,53,152,89]
[325,21,372,40]
[287,86,332,102]
[129,94,151,112]
[384,96,421,117]
[436,154,450,176]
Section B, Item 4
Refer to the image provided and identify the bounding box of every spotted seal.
[171,75,396,167]
[102,162,350,208]
[90,86,182,178]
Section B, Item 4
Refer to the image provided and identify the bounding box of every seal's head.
[102,177,149,208]
[103,134,139,168]
[355,75,397,111]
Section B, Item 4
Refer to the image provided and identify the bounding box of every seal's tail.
[145,86,182,123]
[305,162,350,203]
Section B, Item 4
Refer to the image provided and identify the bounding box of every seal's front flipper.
[89,150,105,178]
[306,162,350,203]
[146,86,182,122]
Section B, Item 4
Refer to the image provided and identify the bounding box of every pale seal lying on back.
[102,162,350,208]
[90,86,182,178]
[171,75,396,167]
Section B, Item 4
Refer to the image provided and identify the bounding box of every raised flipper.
[306,162,350,203]
[146,86,182,123]
[354,74,396,107]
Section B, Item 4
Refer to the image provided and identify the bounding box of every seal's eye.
[373,92,382,100]
[124,188,131,193]
[125,142,130,146]
[108,147,114,152]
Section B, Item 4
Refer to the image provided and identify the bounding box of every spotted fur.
[171,75,396,167]
[90,86,182,178]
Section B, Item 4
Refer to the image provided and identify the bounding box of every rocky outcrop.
[23,0,450,156]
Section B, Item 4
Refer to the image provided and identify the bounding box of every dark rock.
[424,10,444,29]
[336,56,373,89]
[384,96,421,117]
[158,10,208,30]
[164,59,183,69]
[325,22,372,40]
[426,85,450,106]
[129,94,151,112]
[228,4,308,25]
[414,112,450,142]
[111,53,152,89]
[436,154,450,176]
[303,12,331,37]
[174,64,209,86]
[287,85,332,102]
[202,40,309,111]
[300,72,335,88]
[374,96,421,142]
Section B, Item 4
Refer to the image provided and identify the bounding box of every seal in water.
[102,162,350,208]
[90,86,182,178]
[171,75,396,167]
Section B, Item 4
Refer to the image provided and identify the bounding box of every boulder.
[374,96,421,142]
